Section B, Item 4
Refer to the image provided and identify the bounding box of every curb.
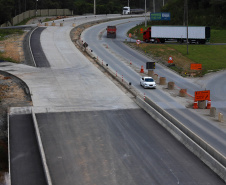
[32,109,53,185]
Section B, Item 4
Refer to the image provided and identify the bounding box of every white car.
[140,77,156,89]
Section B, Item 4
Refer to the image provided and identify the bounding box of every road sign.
[191,63,202,70]
[168,56,173,64]
[136,40,141,45]
[129,33,132,38]
[194,90,210,101]
[146,62,155,69]
[150,12,171,21]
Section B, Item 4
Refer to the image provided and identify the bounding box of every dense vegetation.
[161,0,226,29]
[0,0,226,28]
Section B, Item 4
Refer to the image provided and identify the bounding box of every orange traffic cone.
[206,100,211,109]
[193,101,198,109]
[140,65,144,73]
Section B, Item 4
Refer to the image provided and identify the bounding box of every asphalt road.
[36,110,225,185]
[30,27,50,67]
[9,114,47,185]
[81,18,226,157]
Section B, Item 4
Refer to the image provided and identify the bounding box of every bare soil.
[0,33,26,63]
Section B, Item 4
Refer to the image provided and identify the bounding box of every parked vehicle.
[106,26,117,38]
[122,6,144,15]
[140,77,156,89]
[143,26,210,44]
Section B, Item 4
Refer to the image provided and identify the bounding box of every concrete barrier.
[32,109,53,185]
[159,77,166,85]
[168,82,174,90]
[210,107,216,117]
[153,74,158,82]
[198,100,206,109]
[137,96,226,182]
[218,113,224,122]
[148,70,154,77]
[179,89,187,97]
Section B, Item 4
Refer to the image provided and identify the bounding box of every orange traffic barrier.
[193,101,198,109]
[206,100,211,109]
[140,65,144,73]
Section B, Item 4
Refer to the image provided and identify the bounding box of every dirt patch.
[0,33,26,63]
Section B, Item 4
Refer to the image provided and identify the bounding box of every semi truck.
[106,26,117,38]
[122,6,144,15]
[143,26,210,44]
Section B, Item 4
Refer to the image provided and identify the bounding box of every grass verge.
[0,29,24,41]
[127,23,226,76]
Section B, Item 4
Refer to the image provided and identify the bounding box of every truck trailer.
[122,6,144,15]
[106,26,117,38]
[143,26,210,44]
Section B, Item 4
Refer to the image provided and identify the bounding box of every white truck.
[143,26,211,44]
[122,6,144,15]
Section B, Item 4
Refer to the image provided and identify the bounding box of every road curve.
[6,15,226,185]
[81,18,226,159]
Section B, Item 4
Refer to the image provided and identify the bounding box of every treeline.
[161,0,226,28]
[1,0,226,28]
[0,0,151,25]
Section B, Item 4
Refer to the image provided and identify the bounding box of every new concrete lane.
[36,110,225,185]
[81,18,226,157]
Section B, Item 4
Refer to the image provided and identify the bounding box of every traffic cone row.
[193,101,198,109]
[193,100,211,109]
[206,100,211,109]
[140,65,144,73]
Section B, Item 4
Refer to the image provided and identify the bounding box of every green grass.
[169,44,226,73]
[210,29,226,43]
[127,24,226,76]
[0,29,24,41]
[42,18,52,22]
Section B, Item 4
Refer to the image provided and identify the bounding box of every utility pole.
[153,0,156,13]
[185,0,188,55]
[145,0,147,27]
[183,0,186,26]
[35,0,38,16]
[94,0,96,15]
[128,0,129,7]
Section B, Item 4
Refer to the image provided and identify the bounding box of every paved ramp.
[35,109,225,185]
[9,114,47,185]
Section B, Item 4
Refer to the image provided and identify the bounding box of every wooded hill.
[161,0,226,28]
[0,0,225,28]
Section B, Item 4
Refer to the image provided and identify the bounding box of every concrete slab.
[1,15,139,112]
